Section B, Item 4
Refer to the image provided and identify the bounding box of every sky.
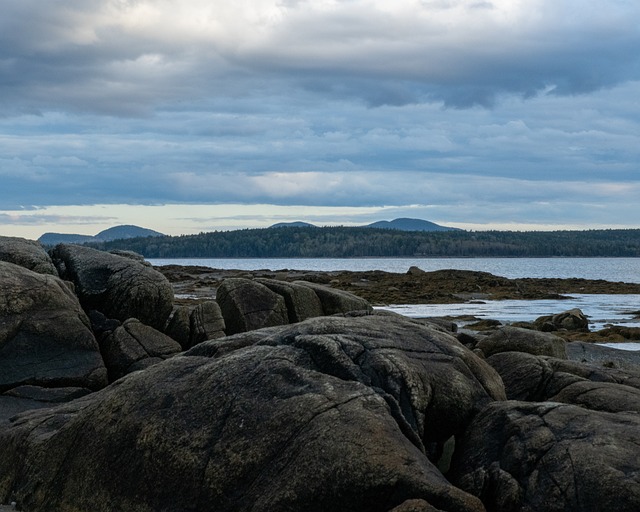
[1,0,639,240]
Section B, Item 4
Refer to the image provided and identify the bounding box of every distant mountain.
[93,225,165,241]
[39,225,164,246]
[269,221,317,228]
[365,218,460,232]
[38,233,95,246]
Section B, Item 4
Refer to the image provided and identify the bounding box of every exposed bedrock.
[0,314,503,512]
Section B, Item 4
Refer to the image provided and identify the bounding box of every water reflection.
[378,294,640,331]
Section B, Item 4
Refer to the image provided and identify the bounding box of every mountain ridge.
[268,218,458,231]
[39,225,164,246]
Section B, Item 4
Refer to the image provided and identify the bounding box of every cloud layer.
[1,0,639,235]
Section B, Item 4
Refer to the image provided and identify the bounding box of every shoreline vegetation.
[86,226,640,258]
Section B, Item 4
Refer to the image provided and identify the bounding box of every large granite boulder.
[487,351,640,412]
[450,401,640,512]
[0,236,57,275]
[100,318,182,381]
[256,278,324,322]
[0,314,504,512]
[293,280,373,315]
[49,244,173,330]
[216,278,289,335]
[0,261,107,393]
[475,326,567,359]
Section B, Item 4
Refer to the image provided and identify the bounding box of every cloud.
[1,1,639,115]
[0,1,639,237]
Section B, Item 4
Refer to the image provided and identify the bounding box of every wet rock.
[450,401,640,512]
[476,326,567,359]
[0,261,107,393]
[0,236,57,276]
[50,244,174,330]
[216,278,289,335]
[0,315,502,512]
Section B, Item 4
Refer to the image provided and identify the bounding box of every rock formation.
[0,315,499,512]
[450,401,640,512]
[49,244,174,330]
[0,261,107,394]
[0,235,58,275]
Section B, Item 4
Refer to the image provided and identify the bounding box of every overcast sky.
[1,0,639,239]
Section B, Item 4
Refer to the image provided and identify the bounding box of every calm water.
[379,294,640,331]
[148,257,640,283]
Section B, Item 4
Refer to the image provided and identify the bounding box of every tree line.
[86,226,640,258]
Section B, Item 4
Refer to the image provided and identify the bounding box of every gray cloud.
[1,1,639,233]
[1,1,639,114]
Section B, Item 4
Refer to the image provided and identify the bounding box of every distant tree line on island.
[85,226,640,258]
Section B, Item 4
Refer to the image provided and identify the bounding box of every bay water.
[148,257,640,283]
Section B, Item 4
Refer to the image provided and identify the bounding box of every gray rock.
[476,326,567,359]
[255,278,324,322]
[534,308,589,332]
[0,315,501,512]
[0,236,57,275]
[164,306,192,349]
[488,351,640,412]
[292,280,372,315]
[49,244,174,330]
[189,301,226,347]
[450,401,640,512]
[216,278,288,335]
[100,318,182,380]
[0,261,107,393]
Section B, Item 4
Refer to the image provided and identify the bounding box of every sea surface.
[148,257,640,283]
[148,257,640,350]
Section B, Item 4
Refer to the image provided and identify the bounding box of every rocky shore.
[158,263,640,305]
[1,235,640,511]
